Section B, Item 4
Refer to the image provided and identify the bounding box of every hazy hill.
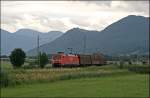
[1,29,36,55]
[1,29,63,55]
[27,15,149,56]
[14,29,63,45]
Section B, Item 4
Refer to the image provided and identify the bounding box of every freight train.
[51,52,106,67]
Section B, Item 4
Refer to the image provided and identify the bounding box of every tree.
[119,60,124,69]
[9,48,26,68]
[38,52,48,68]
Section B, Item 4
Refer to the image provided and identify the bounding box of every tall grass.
[1,65,133,87]
[0,69,9,87]
[1,62,149,88]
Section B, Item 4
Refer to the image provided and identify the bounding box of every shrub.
[38,52,48,68]
[22,60,38,69]
[9,48,26,68]
[22,64,37,69]
[128,65,150,74]
[119,61,124,69]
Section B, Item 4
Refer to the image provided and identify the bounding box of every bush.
[119,61,124,69]
[38,52,48,68]
[128,65,150,74]
[22,60,38,69]
[22,64,37,69]
[9,48,26,68]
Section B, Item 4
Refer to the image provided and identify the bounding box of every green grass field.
[1,74,149,97]
[1,61,149,97]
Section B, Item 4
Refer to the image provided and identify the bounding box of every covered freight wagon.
[78,54,105,66]
[78,54,92,66]
[91,54,105,65]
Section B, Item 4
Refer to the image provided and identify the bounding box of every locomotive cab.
[51,52,79,67]
[51,52,64,67]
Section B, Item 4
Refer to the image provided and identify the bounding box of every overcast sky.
[1,1,149,33]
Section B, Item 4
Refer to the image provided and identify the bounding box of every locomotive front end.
[51,53,64,67]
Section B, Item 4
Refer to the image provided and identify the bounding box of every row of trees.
[9,48,48,68]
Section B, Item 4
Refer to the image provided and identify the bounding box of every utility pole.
[37,35,40,66]
[83,33,86,54]
[136,54,138,65]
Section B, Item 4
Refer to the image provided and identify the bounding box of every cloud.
[110,1,149,15]
[1,1,149,32]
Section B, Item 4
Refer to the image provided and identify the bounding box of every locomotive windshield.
[52,55,61,60]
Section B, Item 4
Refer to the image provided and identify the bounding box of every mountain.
[1,29,36,55]
[1,29,63,55]
[27,15,149,56]
[14,29,63,45]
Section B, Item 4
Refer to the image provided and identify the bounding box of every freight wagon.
[51,52,106,67]
[78,54,105,66]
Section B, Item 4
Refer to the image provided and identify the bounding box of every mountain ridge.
[1,29,63,55]
[27,15,149,56]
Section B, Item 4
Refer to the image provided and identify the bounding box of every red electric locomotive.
[51,52,79,67]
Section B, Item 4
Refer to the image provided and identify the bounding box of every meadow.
[1,61,149,97]
[1,74,149,97]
